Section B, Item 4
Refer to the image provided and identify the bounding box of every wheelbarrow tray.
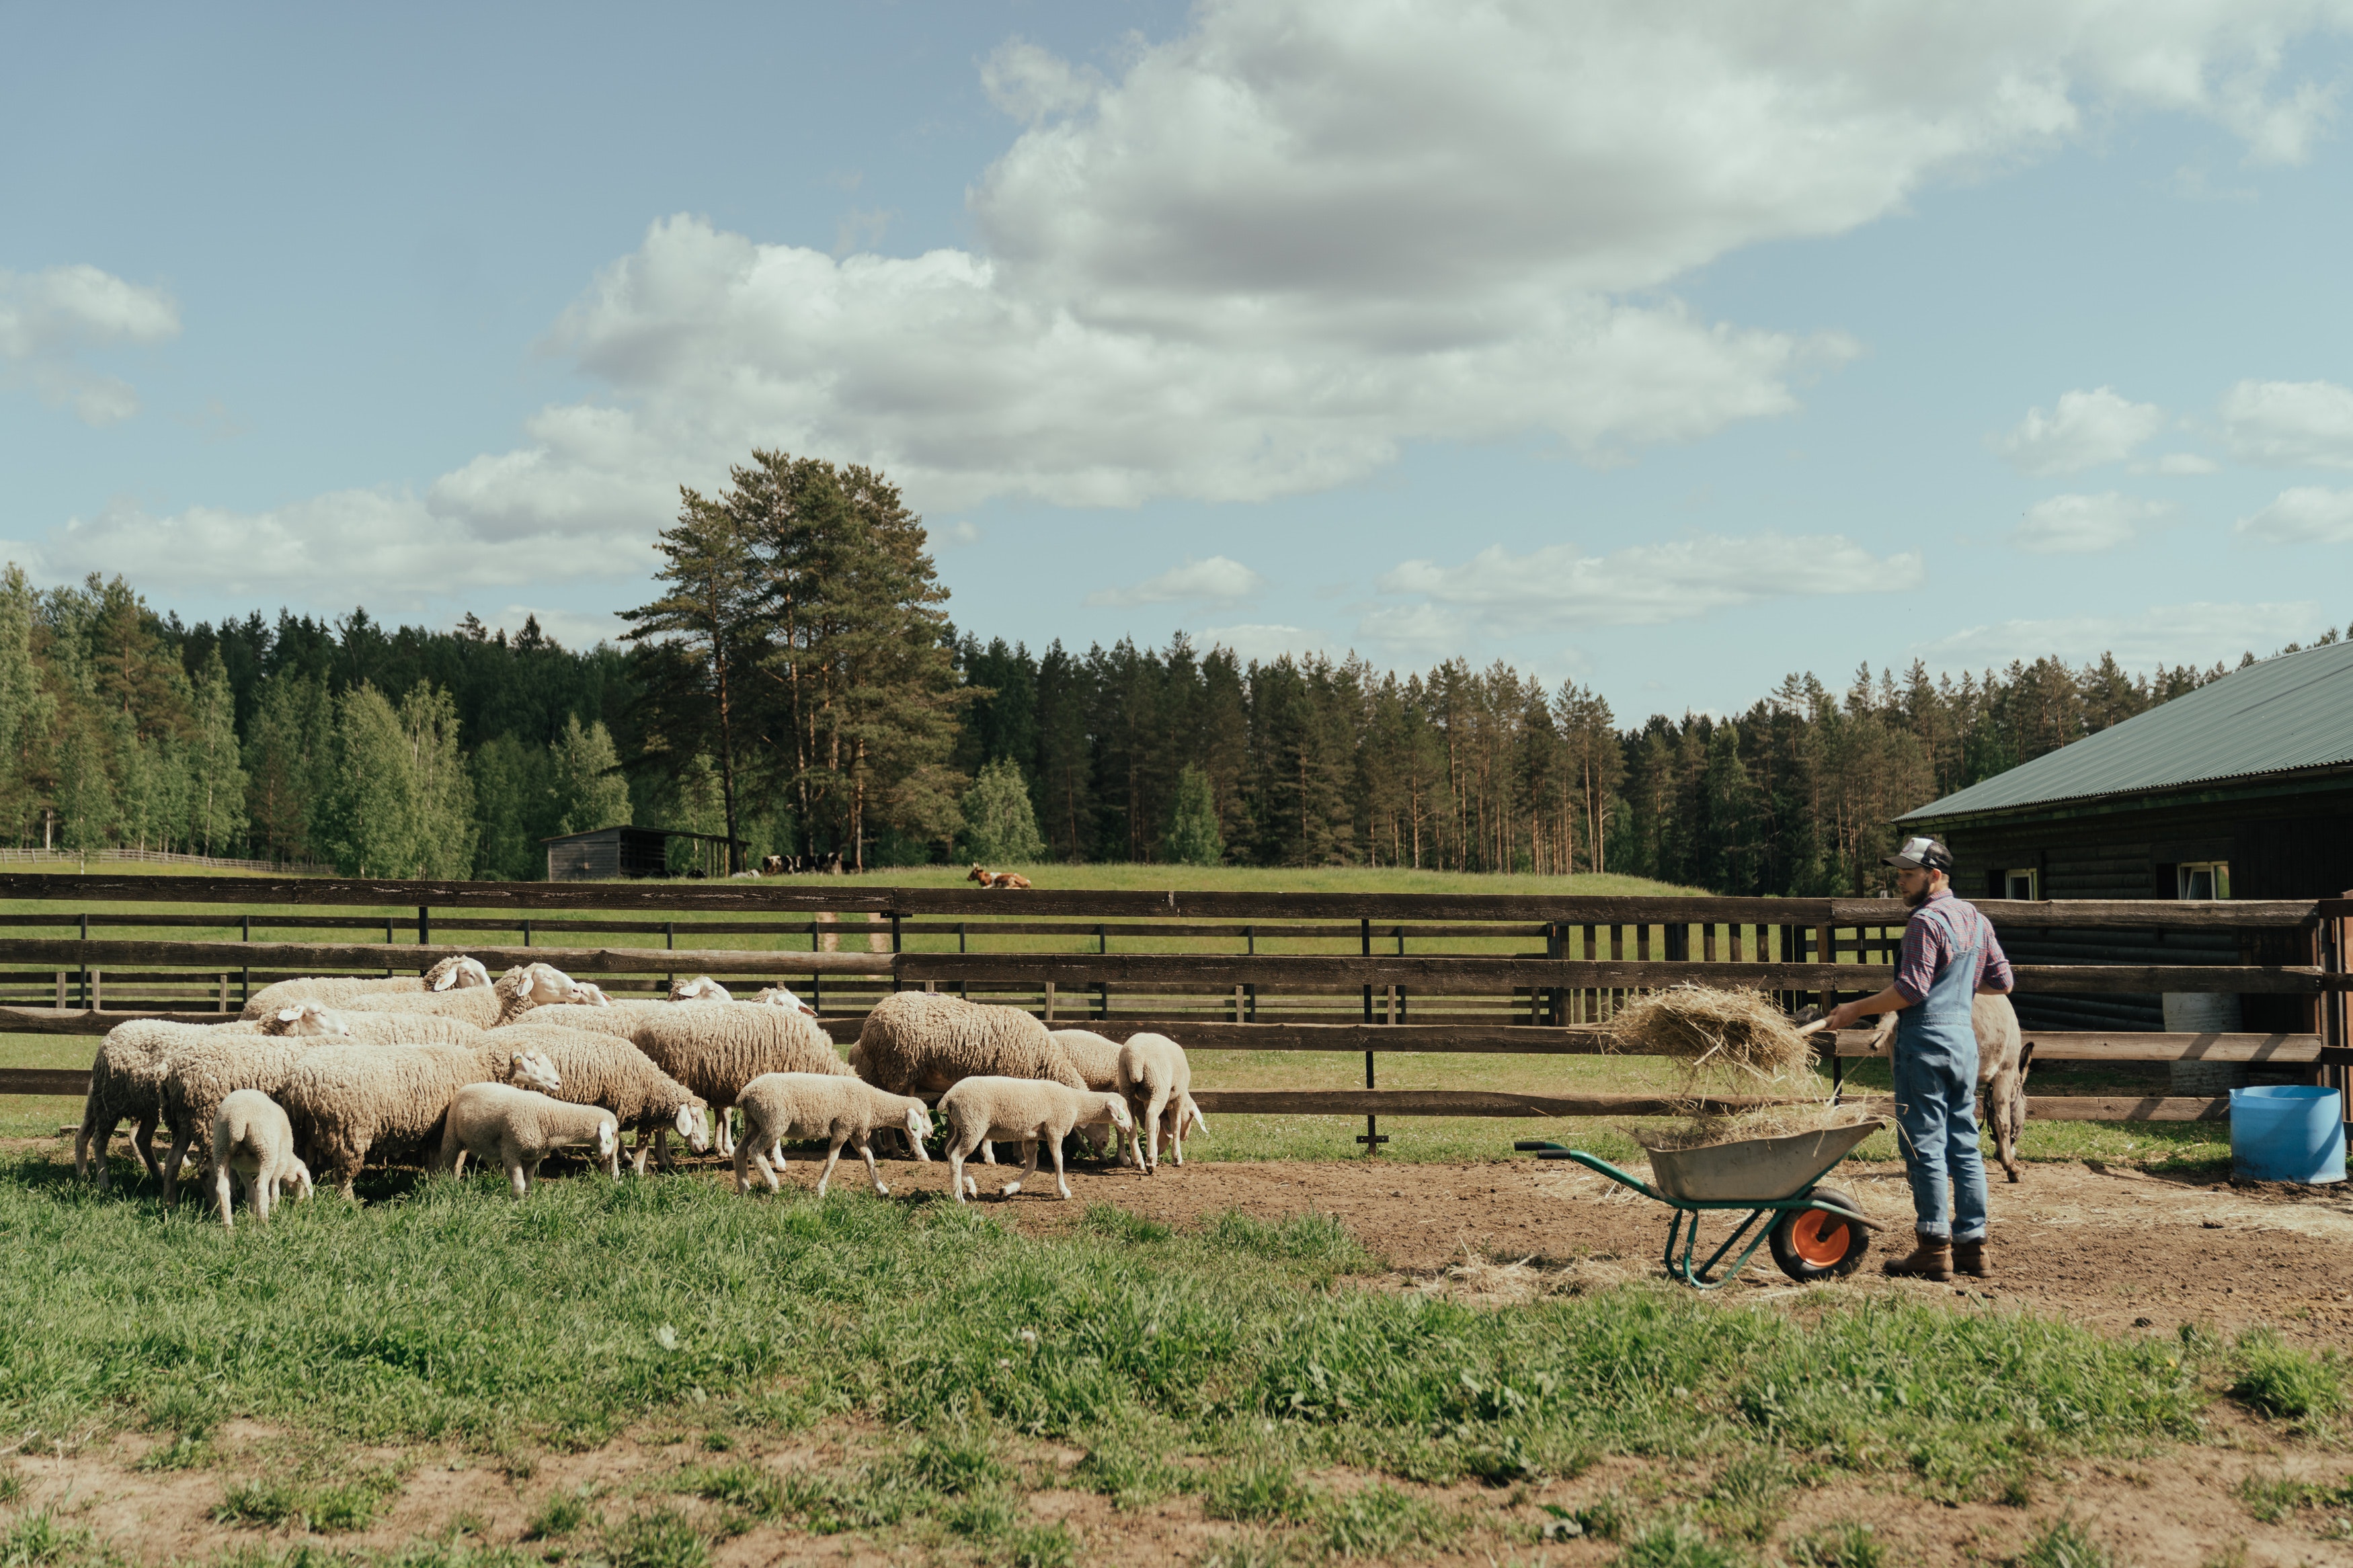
[1643,1118,1885,1202]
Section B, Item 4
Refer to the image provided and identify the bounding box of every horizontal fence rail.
[0,875,2341,1134]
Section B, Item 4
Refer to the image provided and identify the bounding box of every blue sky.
[7,2,2353,721]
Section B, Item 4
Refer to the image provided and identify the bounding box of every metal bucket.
[1644,1118,1886,1202]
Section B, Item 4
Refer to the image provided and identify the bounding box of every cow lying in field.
[967,864,1032,890]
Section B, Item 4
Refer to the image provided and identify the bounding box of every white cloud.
[939,520,983,547]
[2235,485,2353,542]
[1993,387,2165,474]
[2012,491,2171,553]
[1915,601,2321,669]
[0,263,179,425]
[2221,378,2353,468]
[28,1,2353,601]
[1197,622,1335,664]
[2151,452,2218,474]
[1371,534,1919,640]
[1086,555,1267,607]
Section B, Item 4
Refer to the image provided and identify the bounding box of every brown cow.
[967,864,1033,890]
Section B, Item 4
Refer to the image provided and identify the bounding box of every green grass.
[0,1146,2275,1562]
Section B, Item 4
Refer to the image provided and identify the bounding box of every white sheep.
[1050,1028,1140,1164]
[752,985,817,1017]
[731,1071,931,1197]
[485,1021,711,1174]
[852,992,1091,1098]
[75,1018,211,1190]
[668,976,733,1003]
[436,1082,619,1196]
[278,1039,561,1198]
[1115,1032,1203,1173]
[210,1088,311,1228]
[337,961,586,1029]
[239,955,492,1020]
[937,1077,1133,1204]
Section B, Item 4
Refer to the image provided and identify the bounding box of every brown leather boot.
[1882,1237,1952,1281]
[1952,1238,1991,1278]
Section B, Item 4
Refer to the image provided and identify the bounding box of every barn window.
[2003,867,2039,901]
[2177,860,2231,900]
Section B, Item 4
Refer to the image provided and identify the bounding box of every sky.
[7,1,2353,721]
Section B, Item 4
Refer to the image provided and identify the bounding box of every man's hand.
[1824,999,1867,1032]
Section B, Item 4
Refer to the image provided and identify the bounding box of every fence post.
[241,913,250,1008]
[77,911,87,1010]
[1817,921,1835,1021]
[417,905,430,960]
[666,921,676,993]
[1097,922,1108,1019]
[1357,917,1386,1156]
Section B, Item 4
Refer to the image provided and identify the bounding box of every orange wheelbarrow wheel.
[1768,1185,1870,1282]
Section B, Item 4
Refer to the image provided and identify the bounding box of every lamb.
[485,1021,711,1174]
[1862,991,2034,1182]
[731,1072,931,1197]
[239,955,492,1021]
[1116,1032,1204,1173]
[937,1077,1133,1202]
[157,1003,489,1202]
[278,1039,562,1198]
[210,1089,311,1228]
[435,1082,619,1195]
[852,992,1090,1098]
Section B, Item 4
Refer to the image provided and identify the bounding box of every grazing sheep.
[75,1018,210,1190]
[966,864,1032,889]
[1050,1028,1138,1163]
[1863,991,2034,1183]
[752,985,817,1017]
[486,1022,711,1173]
[852,992,1088,1097]
[239,955,492,1021]
[731,1071,931,1197]
[938,1077,1133,1202]
[1115,1032,1195,1174]
[624,1002,851,1163]
[668,976,732,1003]
[210,1089,311,1228]
[279,1040,561,1198]
[436,1082,619,1195]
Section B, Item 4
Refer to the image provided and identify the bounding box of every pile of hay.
[1607,985,1814,1087]
[1629,1101,1876,1153]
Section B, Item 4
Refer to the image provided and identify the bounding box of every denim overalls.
[1892,899,1989,1243]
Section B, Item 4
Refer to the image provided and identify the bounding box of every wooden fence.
[0,874,2346,1138]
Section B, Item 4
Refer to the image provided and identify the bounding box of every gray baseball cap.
[1884,835,1954,872]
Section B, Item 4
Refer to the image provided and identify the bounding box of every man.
[1824,834,2013,1282]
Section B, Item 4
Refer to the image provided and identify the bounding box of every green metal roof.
[1899,640,2353,823]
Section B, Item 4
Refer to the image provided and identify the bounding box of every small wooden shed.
[1897,641,2353,1071]
[542,827,748,882]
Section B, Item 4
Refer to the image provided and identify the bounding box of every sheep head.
[565,981,612,1007]
[424,956,493,992]
[673,1102,711,1153]
[752,985,816,1017]
[668,975,732,1004]
[903,1102,933,1159]
[1175,1094,1209,1137]
[495,962,580,1012]
[262,1001,352,1037]
[507,1050,561,1095]
[1100,1096,1135,1132]
[594,1117,617,1161]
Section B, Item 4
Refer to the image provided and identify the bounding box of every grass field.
[0,1149,2342,1567]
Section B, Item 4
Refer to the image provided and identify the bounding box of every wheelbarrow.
[1517,1118,1888,1289]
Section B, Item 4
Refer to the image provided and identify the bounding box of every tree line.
[7,445,2329,887]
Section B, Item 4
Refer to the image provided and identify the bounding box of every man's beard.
[1905,884,1933,909]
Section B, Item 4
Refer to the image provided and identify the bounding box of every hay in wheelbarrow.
[1607,984,1816,1087]
[1629,1100,1875,1153]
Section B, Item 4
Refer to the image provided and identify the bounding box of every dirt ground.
[915,1147,2353,1344]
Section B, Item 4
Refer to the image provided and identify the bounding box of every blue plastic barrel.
[2229,1085,2347,1184]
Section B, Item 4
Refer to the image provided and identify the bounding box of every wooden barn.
[1897,640,2353,1085]
[543,827,748,881]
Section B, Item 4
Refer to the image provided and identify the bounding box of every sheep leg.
[511,1158,536,1198]
[253,1162,276,1225]
[947,1140,968,1204]
[854,1139,888,1196]
[213,1161,235,1229]
[1003,1138,1039,1199]
[1166,1110,1185,1167]
[288,1162,312,1204]
[1050,1131,1070,1200]
[1144,1087,1171,1174]
[161,1127,198,1205]
[80,1109,117,1188]
[132,1115,161,1186]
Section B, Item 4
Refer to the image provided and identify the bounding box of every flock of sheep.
[71,956,1208,1227]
